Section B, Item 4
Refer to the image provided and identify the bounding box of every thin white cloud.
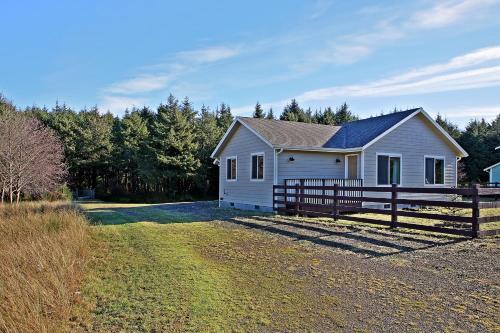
[100,45,240,114]
[105,75,170,94]
[430,106,500,120]
[309,0,334,19]
[100,95,146,115]
[301,0,500,68]
[177,46,240,63]
[231,46,500,116]
[409,0,499,29]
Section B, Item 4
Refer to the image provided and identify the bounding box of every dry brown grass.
[0,201,89,333]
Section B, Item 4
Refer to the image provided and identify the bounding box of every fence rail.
[273,183,500,238]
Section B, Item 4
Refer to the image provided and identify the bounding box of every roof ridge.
[344,108,421,125]
[239,116,342,128]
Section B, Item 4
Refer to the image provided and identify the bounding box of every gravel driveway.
[161,201,500,332]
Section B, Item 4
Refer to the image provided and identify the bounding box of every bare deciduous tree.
[0,111,65,204]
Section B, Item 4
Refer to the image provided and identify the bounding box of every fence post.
[390,183,398,228]
[333,183,338,221]
[471,184,480,238]
[295,184,300,216]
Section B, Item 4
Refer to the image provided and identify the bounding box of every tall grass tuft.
[0,202,89,333]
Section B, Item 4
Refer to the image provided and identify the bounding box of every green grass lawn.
[75,202,342,332]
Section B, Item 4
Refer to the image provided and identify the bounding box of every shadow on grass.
[80,201,268,226]
[227,215,468,258]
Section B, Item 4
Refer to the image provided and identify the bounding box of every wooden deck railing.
[284,178,363,207]
[273,183,500,238]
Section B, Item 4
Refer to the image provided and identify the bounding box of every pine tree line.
[1,94,498,202]
[252,99,358,125]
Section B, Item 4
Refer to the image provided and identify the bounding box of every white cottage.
[211,108,468,211]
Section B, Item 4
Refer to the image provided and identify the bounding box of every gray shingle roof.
[238,117,342,148]
[239,108,420,149]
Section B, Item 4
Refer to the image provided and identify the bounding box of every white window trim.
[226,156,237,182]
[424,155,446,186]
[250,152,265,181]
[376,152,403,187]
[344,154,360,179]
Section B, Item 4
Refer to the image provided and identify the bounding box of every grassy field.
[75,202,342,332]
[74,201,499,332]
[0,202,89,333]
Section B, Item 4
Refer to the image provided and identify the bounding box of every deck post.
[390,183,398,228]
[300,179,305,214]
[322,179,326,205]
[333,183,338,221]
[471,184,480,238]
[295,184,300,216]
[283,183,288,212]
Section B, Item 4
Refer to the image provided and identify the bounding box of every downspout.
[456,157,461,187]
[214,158,221,207]
[273,148,283,211]
[360,150,365,183]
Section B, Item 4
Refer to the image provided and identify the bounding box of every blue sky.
[1,0,500,127]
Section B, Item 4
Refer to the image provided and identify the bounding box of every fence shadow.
[227,216,467,258]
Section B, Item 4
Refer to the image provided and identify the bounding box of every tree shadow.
[80,201,269,226]
[226,215,468,259]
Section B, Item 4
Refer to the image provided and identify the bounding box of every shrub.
[0,202,89,332]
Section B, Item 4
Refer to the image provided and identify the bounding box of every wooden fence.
[273,183,500,238]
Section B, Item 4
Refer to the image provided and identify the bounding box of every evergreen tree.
[335,102,358,124]
[436,114,461,139]
[196,105,222,196]
[114,109,150,192]
[216,102,233,131]
[253,102,265,118]
[322,107,336,125]
[266,108,275,120]
[151,94,200,197]
[280,99,303,122]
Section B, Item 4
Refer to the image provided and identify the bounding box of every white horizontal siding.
[219,123,274,208]
[278,151,346,183]
[363,113,459,200]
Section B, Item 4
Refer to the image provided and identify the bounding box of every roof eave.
[276,145,363,153]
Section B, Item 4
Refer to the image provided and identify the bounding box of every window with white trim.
[226,157,237,180]
[425,157,444,185]
[251,153,264,180]
[377,154,401,185]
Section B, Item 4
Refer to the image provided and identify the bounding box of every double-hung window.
[251,153,264,180]
[377,154,401,185]
[425,156,445,185]
[226,156,237,181]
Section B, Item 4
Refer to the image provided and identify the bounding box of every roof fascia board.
[361,109,421,152]
[237,118,274,149]
[279,146,362,153]
[210,117,274,158]
[210,118,239,158]
[418,109,469,157]
[484,161,500,171]
[361,108,469,157]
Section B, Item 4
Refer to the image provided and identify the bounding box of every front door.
[346,155,358,179]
